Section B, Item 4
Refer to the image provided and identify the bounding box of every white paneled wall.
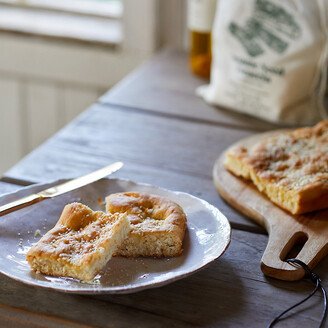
[0,33,146,175]
[62,86,100,123]
[0,78,23,172]
[0,74,104,174]
[0,0,187,175]
[24,82,101,153]
[25,82,59,152]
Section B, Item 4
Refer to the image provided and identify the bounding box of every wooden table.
[1,49,327,327]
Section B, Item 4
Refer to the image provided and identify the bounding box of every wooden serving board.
[213,132,328,281]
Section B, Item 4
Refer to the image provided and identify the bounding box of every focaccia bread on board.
[224,120,328,215]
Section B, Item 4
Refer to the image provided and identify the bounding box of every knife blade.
[0,161,123,217]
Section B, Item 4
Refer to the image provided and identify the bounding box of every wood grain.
[0,303,93,328]
[213,133,328,281]
[100,49,281,131]
[95,229,328,327]
[1,170,326,326]
[5,103,264,231]
[0,224,325,327]
[0,181,22,196]
[2,48,325,328]
[0,274,190,328]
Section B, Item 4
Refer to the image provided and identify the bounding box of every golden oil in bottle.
[188,0,216,79]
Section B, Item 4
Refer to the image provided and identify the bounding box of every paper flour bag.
[198,0,328,125]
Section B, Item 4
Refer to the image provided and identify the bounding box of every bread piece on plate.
[224,120,328,215]
[26,202,130,281]
[106,192,187,257]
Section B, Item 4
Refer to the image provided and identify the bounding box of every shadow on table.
[93,258,245,326]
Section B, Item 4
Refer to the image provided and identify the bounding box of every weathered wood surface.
[2,49,327,327]
[0,226,325,327]
[100,49,281,132]
[1,178,328,327]
[96,229,328,327]
[5,103,264,232]
[0,303,93,328]
[0,181,21,196]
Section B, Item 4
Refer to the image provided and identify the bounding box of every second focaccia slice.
[224,120,328,215]
[106,192,187,257]
[26,203,130,281]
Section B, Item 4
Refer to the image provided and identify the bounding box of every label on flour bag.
[198,0,328,125]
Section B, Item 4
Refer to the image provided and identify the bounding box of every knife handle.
[0,194,44,217]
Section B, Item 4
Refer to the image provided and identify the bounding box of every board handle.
[261,221,328,281]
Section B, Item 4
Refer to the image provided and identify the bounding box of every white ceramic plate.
[0,178,231,294]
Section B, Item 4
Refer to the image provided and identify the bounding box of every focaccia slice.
[224,120,328,215]
[106,192,187,257]
[27,202,130,281]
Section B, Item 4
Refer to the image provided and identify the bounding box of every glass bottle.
[188,0,217,79]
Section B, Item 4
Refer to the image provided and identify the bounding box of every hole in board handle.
[280,232,308,262]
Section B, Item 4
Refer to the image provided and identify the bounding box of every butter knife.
[0,161,123,217]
